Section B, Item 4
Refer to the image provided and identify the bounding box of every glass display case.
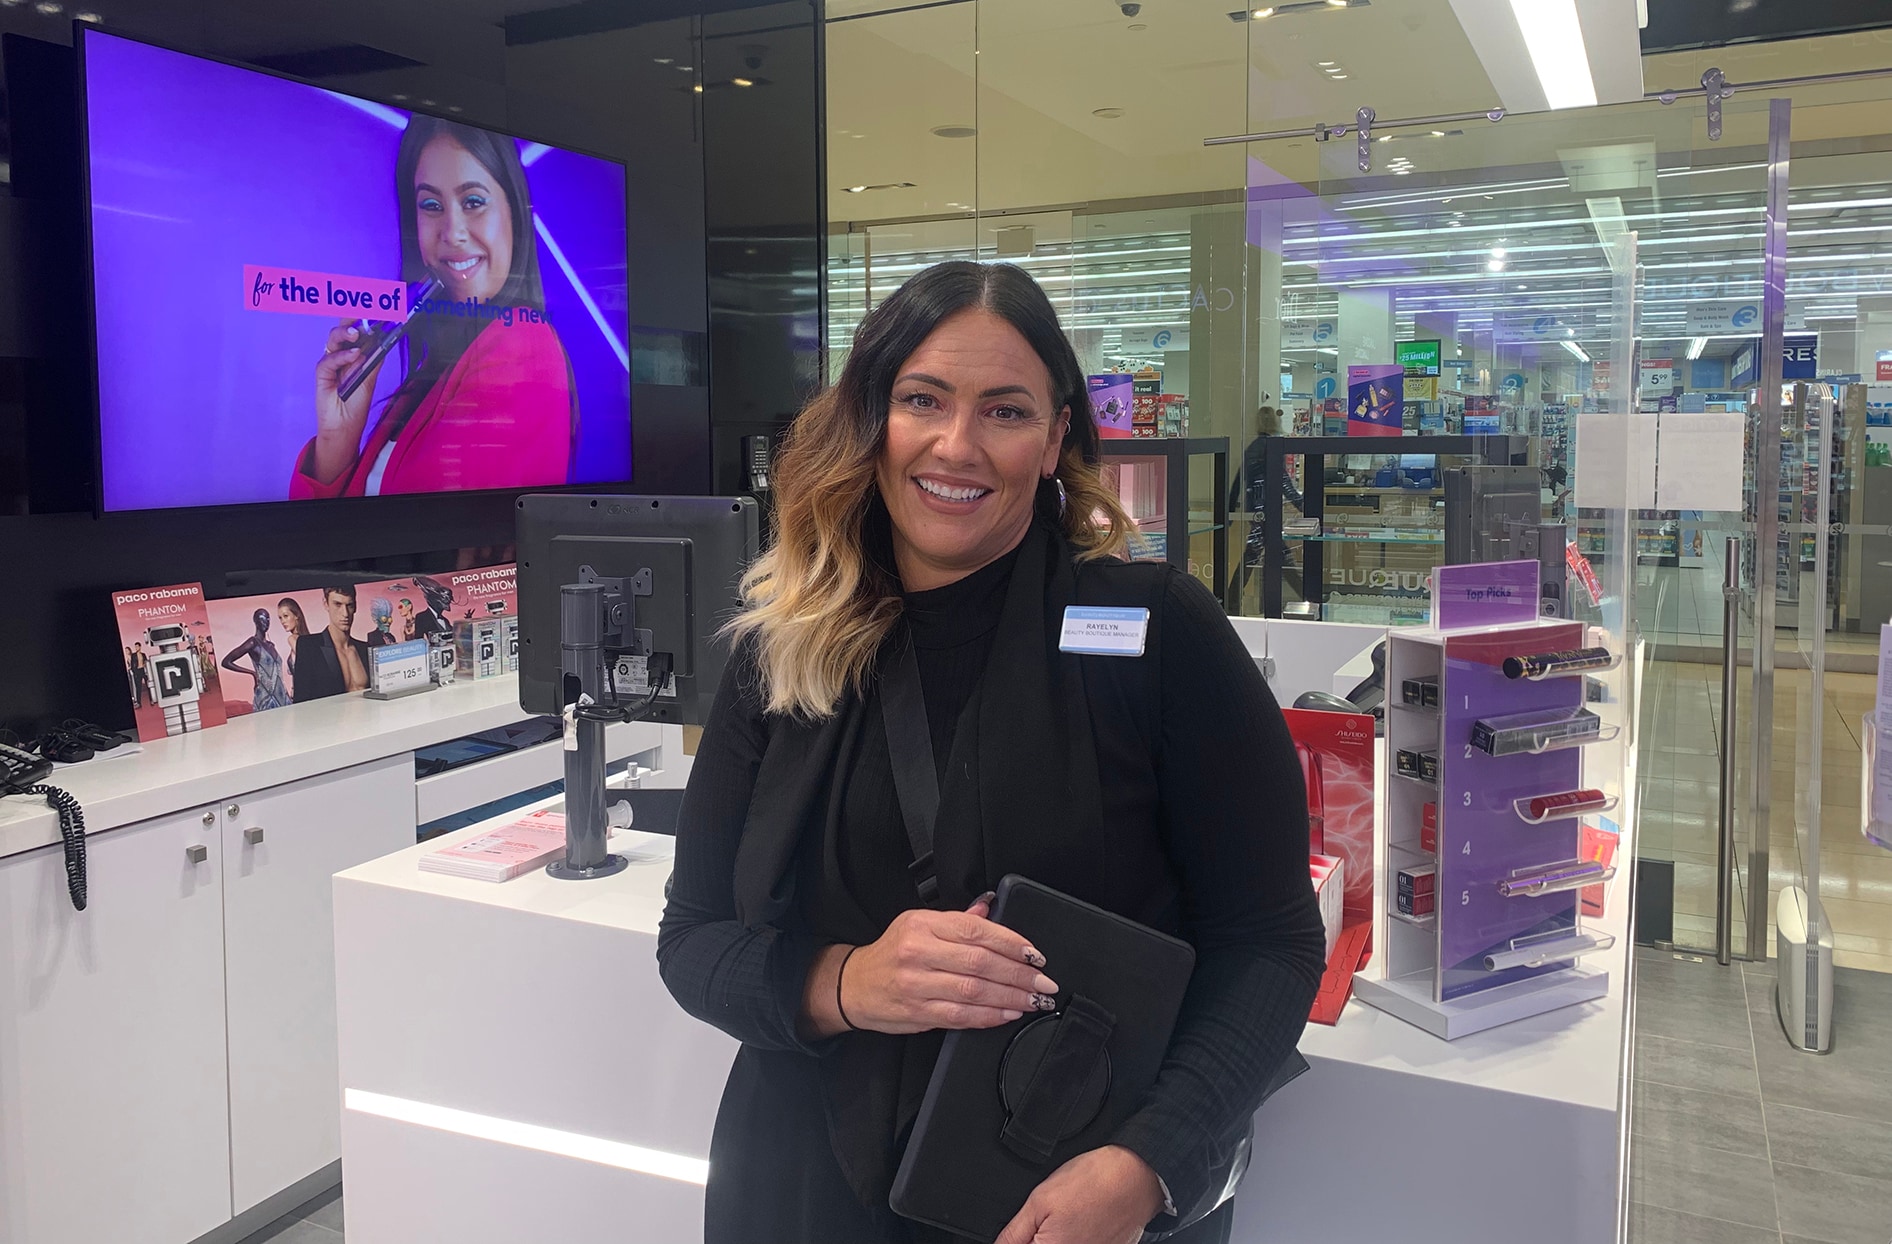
[1098,438,1229,602]
[1254,435,1531,625]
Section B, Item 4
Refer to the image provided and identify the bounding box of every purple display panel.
[1433,560,1542,631]
[1437,623,1586,1002]
[83,31,630,511]
[1346,364,1403,437]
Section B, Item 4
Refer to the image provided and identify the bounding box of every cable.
[25,784,87,911]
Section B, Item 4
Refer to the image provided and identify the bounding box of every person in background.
[292,586,372,702]
[657,261,1323,1244]
[1228,406,1305,609]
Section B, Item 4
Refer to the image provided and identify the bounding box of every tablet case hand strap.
[998,995,1117,1164]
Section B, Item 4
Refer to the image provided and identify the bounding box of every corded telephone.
[1,741,53,792]
[1,741,87,910]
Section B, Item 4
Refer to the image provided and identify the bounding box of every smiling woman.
[291,115,577,499]
[657,261,1325,1244]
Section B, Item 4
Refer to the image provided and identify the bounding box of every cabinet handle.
[244,827,265,846]
[201,811,215,827]
[185,844,208,865]
[226,803,241,818]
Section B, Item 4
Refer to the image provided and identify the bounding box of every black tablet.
[890,874,1195,1241]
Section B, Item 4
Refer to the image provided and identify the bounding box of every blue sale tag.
[1059,606,1150,657]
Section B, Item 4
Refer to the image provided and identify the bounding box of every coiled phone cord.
[26,784,87,910]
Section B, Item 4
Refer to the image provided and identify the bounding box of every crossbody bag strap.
[879,637,944,905]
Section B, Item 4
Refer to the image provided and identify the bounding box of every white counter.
[0,677,530,858]
[335,805,1631,1244]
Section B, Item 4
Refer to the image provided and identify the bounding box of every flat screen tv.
[80,29,631,512]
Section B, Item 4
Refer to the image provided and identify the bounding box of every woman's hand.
[310,320,381,485]
[798,894,1058,1040]
[994,1145,1167,1244]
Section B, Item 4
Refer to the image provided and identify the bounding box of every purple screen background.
[85,32,631,511]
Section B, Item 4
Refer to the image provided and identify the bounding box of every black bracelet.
[836,945,861,1032]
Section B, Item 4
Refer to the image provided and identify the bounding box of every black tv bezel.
[74,23,638,519]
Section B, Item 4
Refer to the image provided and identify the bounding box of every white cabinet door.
[0,806,232,1244]
[221,754,415,1214]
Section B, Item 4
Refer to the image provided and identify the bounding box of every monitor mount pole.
[546,569,664,882]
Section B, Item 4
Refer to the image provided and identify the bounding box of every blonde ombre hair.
[729,262,1135,720]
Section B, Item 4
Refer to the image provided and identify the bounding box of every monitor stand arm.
[545,574,665,882]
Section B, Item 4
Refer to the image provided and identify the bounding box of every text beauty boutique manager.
[658,262,1325,1244]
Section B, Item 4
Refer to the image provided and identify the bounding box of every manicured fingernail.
[1030,992,1057,1012]
[1032,973,1058,994]
[1001,1009,1024,1022]
[975,891,996,907]
[1022,946,1047,968]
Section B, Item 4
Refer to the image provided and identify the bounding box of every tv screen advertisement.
[81,30,631,512]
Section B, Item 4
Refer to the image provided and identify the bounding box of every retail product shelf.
[1496,859,1617,899]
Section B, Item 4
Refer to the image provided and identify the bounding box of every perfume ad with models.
[112,583,229,741]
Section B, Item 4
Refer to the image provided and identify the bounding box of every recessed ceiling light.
[1253,7,1275,17]
[930,125,977,138]
[391,93,409,101]
[1092,107,1125,119]
[1490,246,1507,258]
[420,98,435,106]
[1487,259,1506,272]
[654,57,673,65]
[33,1,61,12]
[677,65,694,72]
[75,7,100,18]
[845,186,867,193]
[731,77,754,87]
[448,105,463,113]
[1430,130,1445,137]
[1128,21,1147,29]
[1331,73,1348,79]
[692,83,704,93]
[1317,60,1336,67]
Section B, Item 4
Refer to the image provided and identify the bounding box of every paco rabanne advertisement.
[112,583,228,742]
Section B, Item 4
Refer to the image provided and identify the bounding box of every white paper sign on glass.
[1059,606,1150,657]
[1654,412,1745,511]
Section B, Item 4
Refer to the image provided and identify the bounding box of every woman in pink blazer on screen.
[294,116,575,500]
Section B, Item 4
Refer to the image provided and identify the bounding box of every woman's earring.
[1054,476,1068,518]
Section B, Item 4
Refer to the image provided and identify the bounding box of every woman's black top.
[657,538,1325,1243]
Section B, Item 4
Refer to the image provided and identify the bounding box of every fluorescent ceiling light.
[1561,339,1592,363]
[1511,0,1597,109]
[1687,336,1708,359]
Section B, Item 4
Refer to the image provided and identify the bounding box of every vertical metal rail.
[1717,537,1741,966]
[1746,99,1791,955]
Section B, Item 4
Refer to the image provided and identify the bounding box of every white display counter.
[335,785,1634,1244]
[0,676,681,1244]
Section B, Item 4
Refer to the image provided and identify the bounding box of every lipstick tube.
[1502,646,1615,681]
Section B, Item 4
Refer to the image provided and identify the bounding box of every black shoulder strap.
[879,637,944,905]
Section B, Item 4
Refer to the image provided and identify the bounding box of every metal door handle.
[185,844,208,865]
[201,811,215,827]
[243,827,265,846]
[226,803,241,818]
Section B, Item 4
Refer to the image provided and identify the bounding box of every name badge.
[1059,606,1150,657]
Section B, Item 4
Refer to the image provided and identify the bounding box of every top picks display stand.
[1354,562,1621,1040]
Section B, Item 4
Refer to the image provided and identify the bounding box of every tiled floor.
[237,1186,343,1243]
[1627,948,1892,1244]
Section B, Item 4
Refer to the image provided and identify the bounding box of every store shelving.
[1355,617,1618,1040]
